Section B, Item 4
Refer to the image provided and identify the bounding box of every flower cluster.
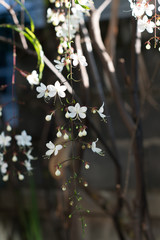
[36,81,67,100]
[47,0,91,72]
[128,0,160,50]
[0,130,36,181]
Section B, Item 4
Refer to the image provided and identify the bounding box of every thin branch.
[0,0,28,49]
[90,0,136,135]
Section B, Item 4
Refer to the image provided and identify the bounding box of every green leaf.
[0,24,44,80]
[81,4,90,9]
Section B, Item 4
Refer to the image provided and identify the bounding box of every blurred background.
[0,0,160,239]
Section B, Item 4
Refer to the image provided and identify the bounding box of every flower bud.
[70,200,74,206]
[57,130,62,138]
[82,129,87,136]
[65,111,70,118]
[45,114,52,121]
[12,153,18,162]
[64,133,69,140]
[85,162,90,169]
[58,45,63,54]
[156,20,160,26]
[78,131,83,137]
[65,2,71,8]
[62,185,66,191]
[2,174,9,182]
[146,43,151,50]
[6,124,12,132]
[55,1,60,7]
[55,169,61,176]
[18,172,24,181]
[84,181,88,187]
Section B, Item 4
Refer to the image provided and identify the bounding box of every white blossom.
[0,132,11,147]
[36,83,48,98]
[46,141,63,156]
[97,103,107,121]
[68,103,87,120]
[137,15,155,33]
[1,162,8,174]
[26,70,39,85]
[144,2,155,17]
[25,148,35,161]
[54,58,65,72]
[70,50,88,67]
[129,0,155,18]
[24,160,33,171]
[91,138,104,156]
[47,81,67,98]
[15,130,32,147]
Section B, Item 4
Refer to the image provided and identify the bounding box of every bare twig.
[0,0,28,49]
[90,0,136,135]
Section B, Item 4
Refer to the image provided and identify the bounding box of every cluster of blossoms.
[128,0,160,50]
[0,130,36,181]
[47,0,92,72]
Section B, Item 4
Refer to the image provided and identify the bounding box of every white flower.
[46,141,63,156]
[47,8,60,25]
[91,138,104,156]
[36,83,48,98]
[97,103,107,121]
[15,130,32,147]
[1,162,8,174]
[130,0,155,18]
[131,2,145,17]
[137,15,155,33]
[144,2,155,17]
[24,160,33,171]
[26,70,39,85]
[68,103,87,120]
[0,132,11,147]
[54,58,65,72]
[25,148,35,161]
[70,50,88,67]
[47,81,67,98]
